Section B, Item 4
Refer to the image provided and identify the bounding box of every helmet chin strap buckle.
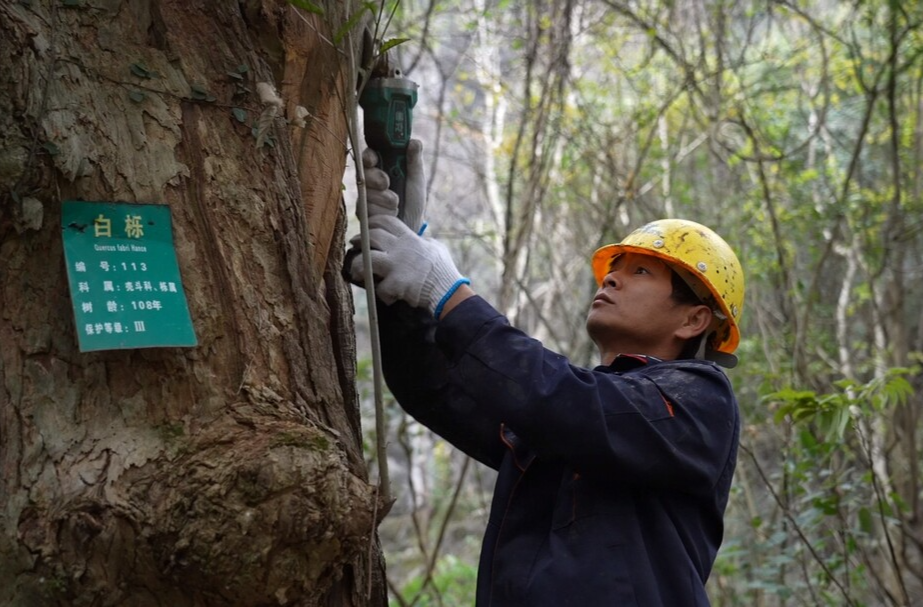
[704,348,738,369]
[694,332,739,369]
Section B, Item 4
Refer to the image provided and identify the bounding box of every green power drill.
[359,58,419,221]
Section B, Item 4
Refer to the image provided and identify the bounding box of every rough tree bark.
[0,1,386,605]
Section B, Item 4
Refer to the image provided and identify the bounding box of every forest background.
[356,1,923,606]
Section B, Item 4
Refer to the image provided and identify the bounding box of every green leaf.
[227,71,244,81]
[798,429,817,449]
[858,507,873,534]
[232,108,248,123]
[128,90,146,103]
[380,37,411,54]
[289,0,324,15]
[41,141,60,156]
[772,407,789,425]
[831,407,851,440]
[237,64,250,74]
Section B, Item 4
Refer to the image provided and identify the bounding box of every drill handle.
[359,74,418,224]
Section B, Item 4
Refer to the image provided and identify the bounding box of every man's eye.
[635,266,650,274]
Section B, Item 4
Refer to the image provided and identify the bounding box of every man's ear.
[675,305,713,340]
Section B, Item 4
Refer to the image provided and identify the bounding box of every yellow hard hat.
[591,219,744,357]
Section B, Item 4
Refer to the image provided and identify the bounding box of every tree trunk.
[0,1,385,605]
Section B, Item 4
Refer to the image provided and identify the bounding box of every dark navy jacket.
[378,296,739,606]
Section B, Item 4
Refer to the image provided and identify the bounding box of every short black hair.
[670,270,703,307]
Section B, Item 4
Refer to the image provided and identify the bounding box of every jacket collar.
[607,353,663,371]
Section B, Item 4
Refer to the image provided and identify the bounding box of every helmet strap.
[705,350,739,369]
[694,333,709,360]
[694,331,739,369]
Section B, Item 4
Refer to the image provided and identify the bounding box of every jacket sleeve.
[434,296,740,494]
[376,300,507,469]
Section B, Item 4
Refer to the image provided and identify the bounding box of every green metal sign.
[62,200,197,352]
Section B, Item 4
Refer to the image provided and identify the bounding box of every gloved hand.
[361,139,427,234]
[348,214,469,318]
[361,147,400,217]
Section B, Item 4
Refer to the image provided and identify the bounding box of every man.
[349,143,744,606]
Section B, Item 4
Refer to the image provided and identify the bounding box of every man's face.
[585,252,695,359]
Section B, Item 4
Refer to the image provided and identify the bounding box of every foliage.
[392,555,478,607]
[766,366,915,441]
[711,366,918,605]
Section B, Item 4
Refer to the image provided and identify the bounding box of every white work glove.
[349,214,469,318]
[361,139,427,234]
[361,147,400,217]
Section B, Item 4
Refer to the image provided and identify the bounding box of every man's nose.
[603,271,619,288]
